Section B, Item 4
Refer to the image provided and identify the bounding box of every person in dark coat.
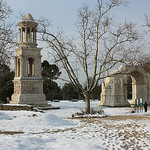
[144,101,147,112]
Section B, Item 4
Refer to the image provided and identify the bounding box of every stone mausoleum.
[11,14,47,106]
[100,64,150,107]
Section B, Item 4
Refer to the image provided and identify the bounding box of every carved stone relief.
[14,81,21,94]
[21,81,42,94]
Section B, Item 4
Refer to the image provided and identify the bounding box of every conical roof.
[22,13,35,22]
[18,13,38,29]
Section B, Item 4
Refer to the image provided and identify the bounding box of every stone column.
[99,83,106,106]
[130,83,136,105]
[24,28,27,42]
[19,28,23,42]
[35,30,37,44]
[33,31,35,43]
[15,57,17,77]
[26,60,28,76]
[20,57,23,77]
[17,58,20,77]
[19,28,21,42]
[29,28,32,43]
[16,58,18,77]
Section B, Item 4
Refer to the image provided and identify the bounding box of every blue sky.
[6,0,150,59]
[5,0,150,85]
[6,0,150,33]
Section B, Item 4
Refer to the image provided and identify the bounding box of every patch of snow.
[44,114,74,126]
[0,112,11,120]
[0,100,149,150]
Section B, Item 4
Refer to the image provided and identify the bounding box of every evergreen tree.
[42,60,61,101]
[0,64,14,102]
[62,83,79,100]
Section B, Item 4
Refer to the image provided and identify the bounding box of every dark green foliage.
[89,85,101,100]
[83,77,101,100]
[42,60,61,80]
[61,83,79,100]
[42,60,62,101]
[43,80,62,101]
[0,64,14,103]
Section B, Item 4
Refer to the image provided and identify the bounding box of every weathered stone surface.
[11,14,48,107]
[100,65,150,107]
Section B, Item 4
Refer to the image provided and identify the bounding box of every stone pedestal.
[11,94,47,106]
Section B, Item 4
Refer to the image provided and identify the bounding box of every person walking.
[144,101,148,112]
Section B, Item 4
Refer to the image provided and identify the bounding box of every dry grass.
[0,128,77,135]
[103,114,150,120]
[31,127,77,134]
[77,114,150,123]
[0,131,24,135]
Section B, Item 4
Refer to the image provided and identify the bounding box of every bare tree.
[144,14,150,30]
[133,14,150,70]
[39,0,141,113]
[0,0,16,65]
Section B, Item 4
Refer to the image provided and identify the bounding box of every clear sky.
[6,0,150,33]
[6,0,150,56]
[5,0,150,86]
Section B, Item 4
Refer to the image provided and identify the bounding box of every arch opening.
[127,75,132,100]
[129,71,145,105]
[17,58,20,77]
[28,58,34,76]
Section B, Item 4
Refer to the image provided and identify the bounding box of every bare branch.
[0,0,17,65]
[39,0,142,114]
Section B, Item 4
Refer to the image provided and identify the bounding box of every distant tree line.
[0,60,101,102]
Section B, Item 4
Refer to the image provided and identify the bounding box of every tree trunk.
[84,93,90,114]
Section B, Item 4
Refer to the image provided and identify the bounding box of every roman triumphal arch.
[99,64,150,107]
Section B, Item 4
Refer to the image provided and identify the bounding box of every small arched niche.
[17,58,21,77]
[28,58,34,76]
[127,75,132,100]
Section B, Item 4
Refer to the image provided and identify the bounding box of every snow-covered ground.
[0,100,150,150]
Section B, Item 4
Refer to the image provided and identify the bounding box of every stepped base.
[37,106,60,110]
[11,94,48,107]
